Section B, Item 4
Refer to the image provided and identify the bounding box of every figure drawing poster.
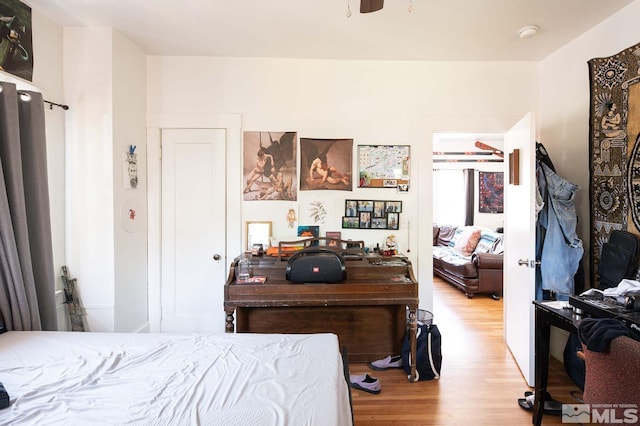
[243,131,297,201]
[300,138,353,191]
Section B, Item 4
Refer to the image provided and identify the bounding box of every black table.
[532,300,580,425]
[532,297,640,425]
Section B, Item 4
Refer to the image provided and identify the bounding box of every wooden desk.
[224,253,419,381]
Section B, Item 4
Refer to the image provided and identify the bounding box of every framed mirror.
[245,221,272,252]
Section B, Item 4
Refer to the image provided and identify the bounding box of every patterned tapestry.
[589,42,640,286]
[478,171,504,213]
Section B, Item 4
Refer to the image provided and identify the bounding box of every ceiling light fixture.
[518,25,539,39]
[408,0,414,13]
[346,0,352,17]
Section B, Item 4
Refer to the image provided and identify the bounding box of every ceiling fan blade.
[360,0,384,13]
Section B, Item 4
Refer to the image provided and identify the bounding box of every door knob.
[213,254,221,261]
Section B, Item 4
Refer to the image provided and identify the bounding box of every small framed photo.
[373,201,386,218]
[371,217,387,229]
[387,212,399,230]
[345,200,358,217]
[359,211,371,228]
[397,184,409,193]
[326,231,342,247]
[385,201,402,213]
[357,200,373,212]
[342,216,359,229]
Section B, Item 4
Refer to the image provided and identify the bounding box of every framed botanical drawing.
[358,145,410,188]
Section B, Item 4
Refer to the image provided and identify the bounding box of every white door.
[504,112,537,387]
[161,128,227,332]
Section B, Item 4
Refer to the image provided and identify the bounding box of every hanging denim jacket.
[536,162,584,300]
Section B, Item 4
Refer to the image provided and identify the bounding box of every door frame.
[146,113,242,332]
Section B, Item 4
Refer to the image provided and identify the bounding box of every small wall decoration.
[309,200,327,224]
[120,199,141,233]
[343,199,402,230]
[478,171,504,213]
[358,145,410,188]
[287,208,297,228]
[0,0,34,81]
[300,138,352,191]
[243,131,297,201]
[123,146,138,189]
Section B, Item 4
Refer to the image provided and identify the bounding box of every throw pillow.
[451,227,482,256]
[474,233,498,254]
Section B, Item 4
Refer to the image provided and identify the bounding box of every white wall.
[147,57,539,309]
[539,0,640,286]
[64,27,148,332]
[538,0,640,359]
[112,31,148,333]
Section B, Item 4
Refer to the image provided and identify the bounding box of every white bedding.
[0,331,352,426]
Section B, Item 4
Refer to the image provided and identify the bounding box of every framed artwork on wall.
[345,200,358,217]
[358,145,410,188]
[385,201,402,213]
[387,212,399,230]
[342,216,359,229]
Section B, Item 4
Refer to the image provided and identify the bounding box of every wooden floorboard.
[350,276,582,425]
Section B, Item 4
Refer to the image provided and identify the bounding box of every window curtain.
[0,81,56,331]
[463,168,474,226]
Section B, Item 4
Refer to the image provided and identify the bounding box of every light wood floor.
[349,276,582,425]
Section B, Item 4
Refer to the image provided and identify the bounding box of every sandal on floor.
[518,393,562,416]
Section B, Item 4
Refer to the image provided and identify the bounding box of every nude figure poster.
[299,138,353,191]
[243,131,297,201]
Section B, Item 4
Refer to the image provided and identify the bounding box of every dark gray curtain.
[0,81,56,331]
[463,168,474,226]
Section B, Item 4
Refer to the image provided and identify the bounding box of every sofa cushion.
[474,231,504,255]
[450,227,482,256]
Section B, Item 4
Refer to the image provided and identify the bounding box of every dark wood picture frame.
[387,212,399,230]
[342,216,359,228]
[345,200,358,217]
[359,211,371,228]
[357,200,373,212]
[373,201,386,218]
[385,201,402,213]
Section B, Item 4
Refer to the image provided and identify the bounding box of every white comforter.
[0,331,352,426]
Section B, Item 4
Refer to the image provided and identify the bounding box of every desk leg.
[408,308,418,382]
[225,308,235,333]
[533,306,550,426]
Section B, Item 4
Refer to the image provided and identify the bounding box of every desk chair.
[580,335,640,406]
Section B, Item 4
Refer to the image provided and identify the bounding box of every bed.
[0,330,353,425]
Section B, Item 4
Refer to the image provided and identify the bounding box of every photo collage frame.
[343,199,401,230]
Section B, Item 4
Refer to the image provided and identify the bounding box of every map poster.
[358,145,410,188]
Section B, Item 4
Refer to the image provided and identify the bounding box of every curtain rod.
[43,99,69,110]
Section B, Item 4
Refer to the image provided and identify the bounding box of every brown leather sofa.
[432,224,503,299]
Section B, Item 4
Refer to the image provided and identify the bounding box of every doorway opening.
[431,131,506,321]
